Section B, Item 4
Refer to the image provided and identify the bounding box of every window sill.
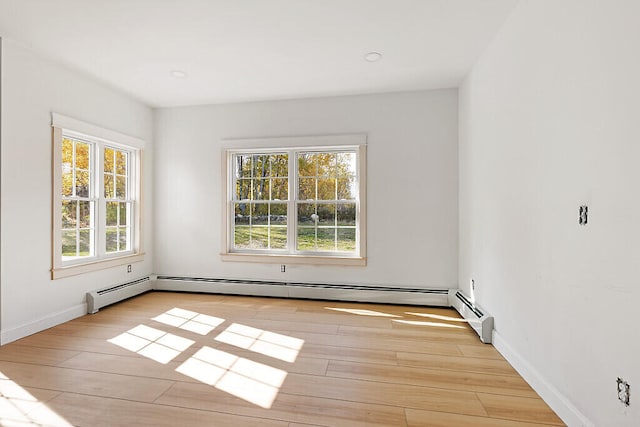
[221,252,366,266]
[51,253,145,280]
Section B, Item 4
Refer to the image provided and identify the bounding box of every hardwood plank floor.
[0,292,565,426]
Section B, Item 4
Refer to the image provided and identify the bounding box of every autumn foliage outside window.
[229,147,360,256]
[61,137,94,258]
[60,135,134,262]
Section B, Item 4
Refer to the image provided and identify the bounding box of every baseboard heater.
[86,276,153,314]
[154,276,451,307]
[86,276,493,343]
[448,290,493,343]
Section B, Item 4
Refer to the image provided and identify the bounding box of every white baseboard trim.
[0,303,87,345]
[492,330,593,427]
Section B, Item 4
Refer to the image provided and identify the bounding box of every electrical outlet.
[280,264,286,273]
[617,378,630,406]
[127,264,132,273]
[579,205,588,225]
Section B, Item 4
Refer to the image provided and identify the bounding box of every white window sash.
[221,135,367,263]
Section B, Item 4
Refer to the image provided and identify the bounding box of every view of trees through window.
[297,151,356,252]
[61,137,132,259]
[104,148,131,253]
[61,138,94,257]
[232,149,358,254]
[234,153,289,250]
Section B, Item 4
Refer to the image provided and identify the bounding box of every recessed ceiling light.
[364,52,382,62]
[170,70,187,79]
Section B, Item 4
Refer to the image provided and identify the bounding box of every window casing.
[52,114,144,278]
[223,136,366,265]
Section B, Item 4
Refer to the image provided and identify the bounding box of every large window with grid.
[52,113,144,278]
[224,137,366,264]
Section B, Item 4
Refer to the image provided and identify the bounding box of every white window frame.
[221,135,367,266]
[51,113,145,279]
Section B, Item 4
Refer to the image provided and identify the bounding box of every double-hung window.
[52,114,144,278]
[223,135,366,265]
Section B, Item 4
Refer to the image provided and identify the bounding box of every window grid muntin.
[232,152,289,251]
[60,134,137,265]
[233,201,288,251]
[104,145,133,254]
[229,147,359,256]
[233,153,288,202]
[61,137,96,259]
[294,150,357,254]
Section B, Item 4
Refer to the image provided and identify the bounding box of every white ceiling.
[0,0,518,108]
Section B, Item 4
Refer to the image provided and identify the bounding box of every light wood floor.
[0,292,565,426]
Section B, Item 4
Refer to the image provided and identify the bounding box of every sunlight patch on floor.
[324,306,470,330]
[107,308,304,408]
[215,323,304,363]
[0,371,73,427]
[392,319,466,329]
[325,307,401,318]
[176,346,287,408]
[108,324,195,364]
[152,307,225,335]
[405,312,468,323]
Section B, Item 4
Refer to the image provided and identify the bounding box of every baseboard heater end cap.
[449,289,494,344]
[86,276,153,314]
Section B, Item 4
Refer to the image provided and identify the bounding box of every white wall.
[154,90,458,289]
[0,38,154,343]
[459,1,640,425]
